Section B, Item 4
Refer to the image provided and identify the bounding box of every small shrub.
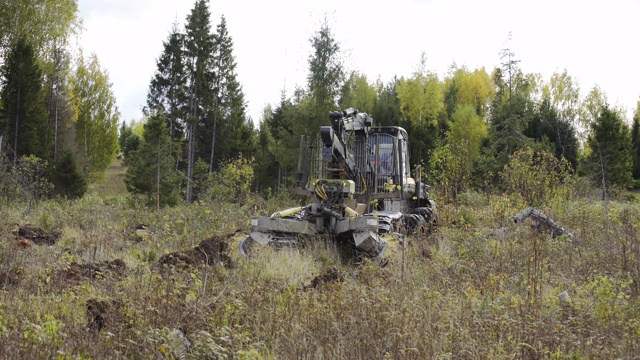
[501,147,575,206]
[50,149,87,199]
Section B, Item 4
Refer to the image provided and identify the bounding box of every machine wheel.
[413,207,437,234]
[239,236,254,258]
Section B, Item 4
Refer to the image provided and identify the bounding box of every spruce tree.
[183,0,214,202]
[124,113,183,208]
[204,15,254,171]
[630,102,640,182]
[0,37,49,165]
[145,22,188,162]
[371,77,401,126]
[306,19,344,135]
[524,98,579,169]
[582,105,633,199]
[50,148,87,199]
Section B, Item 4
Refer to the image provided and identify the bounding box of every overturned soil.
[12,224,60,245]
[159,235,235,268]
[56,259,127,286]
[305,266,344,290]
[13,224,61,245]
[86,298,127,332]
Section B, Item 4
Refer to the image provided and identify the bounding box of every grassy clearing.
[1,167,640,358]
[86,158,128,199]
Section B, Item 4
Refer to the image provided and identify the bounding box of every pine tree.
[478,64,535,186]
[0,37,49,165]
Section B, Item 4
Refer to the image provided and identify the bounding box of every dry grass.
[1,178,640,358]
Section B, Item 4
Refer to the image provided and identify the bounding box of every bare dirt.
[56,259,127,286]
[159,235,235,268]
[86,298,127,332]
[12,224,60,245]
[305,266,344,290]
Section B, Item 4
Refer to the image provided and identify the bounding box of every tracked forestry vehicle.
[241,108,437,262]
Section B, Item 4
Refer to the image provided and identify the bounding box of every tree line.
[0,0,119,203]
[2,1,640,208]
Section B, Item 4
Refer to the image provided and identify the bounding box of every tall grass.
[1,185,640,358]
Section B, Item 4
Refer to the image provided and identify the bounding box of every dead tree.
[514,207,578,242]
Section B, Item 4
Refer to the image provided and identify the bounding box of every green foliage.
[0,0,80,58]
[50,148,87,199]
[306,19,344,134]
[254,95,306,191]
[72,54,120,177]
[525,98,579,169]
[118,121,140,163]
[443,65,494,120]
[0,37,50,163]
[631,102,640,182]
[339,71,376,112]
[2,155,53,205]
[430,104,487,201]
[501,147,575,206]
[396,54,444,164]
[203,155,255,205]
[124,113,183,207]
[580,105,633,199]
[371,77,401,126]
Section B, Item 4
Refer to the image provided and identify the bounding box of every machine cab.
[367,127,415,198]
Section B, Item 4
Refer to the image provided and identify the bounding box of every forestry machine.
[240,108,437,262]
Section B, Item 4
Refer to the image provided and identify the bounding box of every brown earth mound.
[159,235,235,268]
[12,224,60,245]
[86,298,126,332]
[305,266,344,290]
[56,259,128,286]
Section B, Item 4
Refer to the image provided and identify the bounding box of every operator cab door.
[398,134,414,198]
[369,133,396,194]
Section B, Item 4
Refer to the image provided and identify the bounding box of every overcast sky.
[78,0,640,124]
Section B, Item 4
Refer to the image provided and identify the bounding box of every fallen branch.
[514,207,578,242]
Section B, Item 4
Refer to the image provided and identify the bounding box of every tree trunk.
[13,84,21,166]
[186,123,194,203]
[209,114,217,172]
[157,137,161,210]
